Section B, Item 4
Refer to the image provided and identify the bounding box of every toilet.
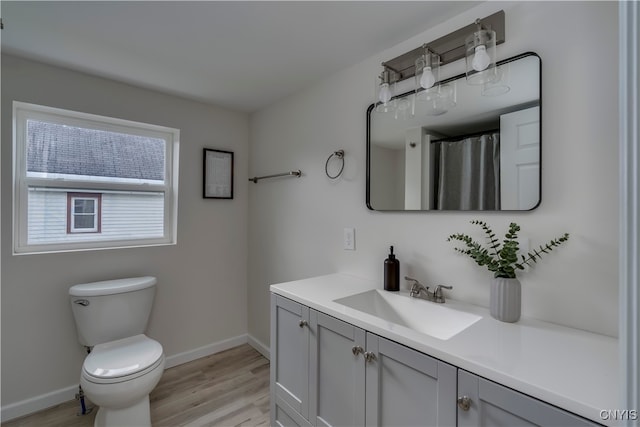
[69,276,165,427]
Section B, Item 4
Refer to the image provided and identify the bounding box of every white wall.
[1,55,249,408]
[248,1,619,349]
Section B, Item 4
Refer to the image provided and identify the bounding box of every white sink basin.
[334,289,481,340]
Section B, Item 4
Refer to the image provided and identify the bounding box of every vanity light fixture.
[465,19,498,85]
[378,68,392,103]
[414,46,456,116]
[415,45,440,90]
[374,10,505,98]
[375,65,400,113]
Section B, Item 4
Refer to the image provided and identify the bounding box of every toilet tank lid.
[69,276,157,297]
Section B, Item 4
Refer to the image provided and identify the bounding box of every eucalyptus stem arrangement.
[447,220,569,279]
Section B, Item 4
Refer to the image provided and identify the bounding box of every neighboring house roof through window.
[27,120,165,181]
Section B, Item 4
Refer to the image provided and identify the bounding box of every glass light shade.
[414,51,440,90]
[375,84,397,114]
[415,82,456,116]
[375,97,397,114]
[375,68,398,114]
[481,64,510,97]
[465,28,497,85]
[379,82,392,103]
[394,95,414,120]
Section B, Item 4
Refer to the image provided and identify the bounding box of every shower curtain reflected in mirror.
[432,133,500,210]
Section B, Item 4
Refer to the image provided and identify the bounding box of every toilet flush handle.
[74,299,90,306]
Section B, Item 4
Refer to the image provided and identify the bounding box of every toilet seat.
[83,334,164,385]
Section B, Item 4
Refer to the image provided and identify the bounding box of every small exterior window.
[67,193,101,233]
[13,102,180,254]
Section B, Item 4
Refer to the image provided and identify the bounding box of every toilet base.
[94,396,151,427]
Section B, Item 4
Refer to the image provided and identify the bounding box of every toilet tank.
[69,277,157,347]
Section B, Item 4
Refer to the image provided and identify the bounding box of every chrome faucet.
[405,276,453,304]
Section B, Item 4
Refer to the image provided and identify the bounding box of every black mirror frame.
[366,52,542,212]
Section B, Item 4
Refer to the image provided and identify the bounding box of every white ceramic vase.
[490,277,521,322]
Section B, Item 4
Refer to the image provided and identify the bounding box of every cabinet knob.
[351,346,364,356]
[364,351,377,363]
[299,319,308,328]
[457,396,471,411]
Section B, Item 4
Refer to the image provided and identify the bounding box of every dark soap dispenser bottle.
[384,246,400,291]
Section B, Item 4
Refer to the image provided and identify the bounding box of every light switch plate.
[344,228,355,250]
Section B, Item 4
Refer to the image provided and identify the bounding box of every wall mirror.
[367,52,541,211]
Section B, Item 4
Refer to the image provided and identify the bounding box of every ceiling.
[1,1,479,113]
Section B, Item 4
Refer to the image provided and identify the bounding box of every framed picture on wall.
[203,148,234,199]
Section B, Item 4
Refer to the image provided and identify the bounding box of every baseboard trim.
[164,334,248,369]
[0,384,80,423]
[1,334,250,423]
[247,334,270,360]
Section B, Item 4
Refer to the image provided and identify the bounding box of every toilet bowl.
[81,335,165,427]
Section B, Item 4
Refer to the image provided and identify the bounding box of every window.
[67,193,101,233]
[13,102,179,254]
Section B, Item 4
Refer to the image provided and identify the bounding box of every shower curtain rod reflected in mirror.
[430,128,500,144]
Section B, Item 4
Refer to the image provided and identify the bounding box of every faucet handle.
[405,276,427,287]
[433,284,453,303]
[405,276,428,296]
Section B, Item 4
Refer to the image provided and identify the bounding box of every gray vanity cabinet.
[364,333,457,426]
[309,310,366,427]
[270,294,311,423]
[271,294,457,427]
[308,311,455,427]
[457,370,599,427]
[271,294,598,427]
[274,402,312,427]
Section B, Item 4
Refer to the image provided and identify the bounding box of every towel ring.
[325,150,345,179]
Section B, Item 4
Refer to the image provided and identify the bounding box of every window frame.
[67,192,102,234]
[13,101,180,254]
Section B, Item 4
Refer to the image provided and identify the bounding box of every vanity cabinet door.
[364,333,457,427]
[273,400,313,427]
[271,294,310,423]
[457,370,600,427]
[309,309,366,427]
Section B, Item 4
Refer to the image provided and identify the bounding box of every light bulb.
[472,45,491,71]
[420,66,436,89]
[379,83,392,104]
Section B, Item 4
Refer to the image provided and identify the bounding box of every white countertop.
[270,273,619,426]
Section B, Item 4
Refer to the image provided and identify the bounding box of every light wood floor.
[3,344,270,427]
